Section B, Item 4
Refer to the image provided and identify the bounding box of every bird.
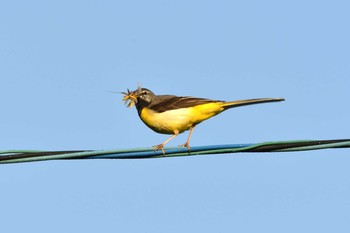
[122,86,284,154]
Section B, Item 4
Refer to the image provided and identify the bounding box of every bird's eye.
[142,91,148,95]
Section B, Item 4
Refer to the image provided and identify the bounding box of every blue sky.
[1,0,350,232]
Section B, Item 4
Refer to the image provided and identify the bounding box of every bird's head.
[122,86,155,108]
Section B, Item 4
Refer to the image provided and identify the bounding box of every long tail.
[222,98,285,110]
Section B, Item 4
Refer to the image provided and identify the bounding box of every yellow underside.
[139,102,225,134]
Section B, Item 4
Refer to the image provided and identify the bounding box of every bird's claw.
[153,144,165,156]
[179,143,191,154]
[153,143,191,156]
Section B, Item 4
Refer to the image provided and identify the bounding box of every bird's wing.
[149,95,220,113]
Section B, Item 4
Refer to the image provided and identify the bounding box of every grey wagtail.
[122,86,284,154]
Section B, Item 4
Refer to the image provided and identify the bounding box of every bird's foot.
[178,143,191,154]
[153,144,166,156]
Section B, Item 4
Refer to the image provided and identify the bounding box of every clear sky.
[1,0,350,232]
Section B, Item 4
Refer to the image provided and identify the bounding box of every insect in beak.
[122,89,138,108]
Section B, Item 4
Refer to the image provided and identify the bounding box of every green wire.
[1,139,349,164]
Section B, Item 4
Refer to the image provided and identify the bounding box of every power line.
[1,139,349,164]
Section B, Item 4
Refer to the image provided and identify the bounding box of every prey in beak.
[122,89,137,108]
[122,86,142,108]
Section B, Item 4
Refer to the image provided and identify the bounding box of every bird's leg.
[153,130,179,155]
[179,126,195,153]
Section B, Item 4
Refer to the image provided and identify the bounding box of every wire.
[1,139,350,164]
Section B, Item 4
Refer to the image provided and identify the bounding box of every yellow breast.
[139,102,224,134]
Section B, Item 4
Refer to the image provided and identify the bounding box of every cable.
[1,139,349,164]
